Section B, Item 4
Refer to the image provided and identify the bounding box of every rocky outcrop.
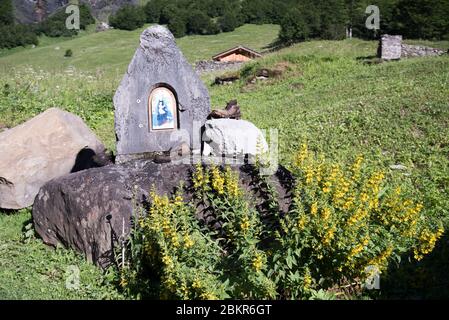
[32,160,294,267]
[0,108,105,209]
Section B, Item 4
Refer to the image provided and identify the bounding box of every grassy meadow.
[0,23,448,299]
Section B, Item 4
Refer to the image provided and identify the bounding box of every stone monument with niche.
[114,25,211,163]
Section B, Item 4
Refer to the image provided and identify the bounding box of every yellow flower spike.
[174,195,183,206]
[183,234,195,249]
[303,268,313,290]
[305,167,314,185]
[192,279,202,289]
[297,216,307,230]
[322,227,336,246]
[295,143,309,168]
[162,255,174,268]
[322,181,332,193]
[224,166,241,198]
[310,202,318,216]
[321,207,331,221]
[200,292,218,300]
[211,165,225,195]
[252,253,264,272]
[240,217,251,232]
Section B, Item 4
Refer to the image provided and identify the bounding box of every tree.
[0,0,14,26]
[144,0,166,23]
[318,0,348,40]
[168,16,187,38]
[241,0,272,24]
[279,9,310,44]
[186,10,211,35]
[109,5,146,31]
[79,4,95,29]
[159,4,179,25]
[219,10,239,33]
[0,24,38,49]
[392,0,449,40]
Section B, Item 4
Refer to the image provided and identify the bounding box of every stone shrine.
[114,25,210,163]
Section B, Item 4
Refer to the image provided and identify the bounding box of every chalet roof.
[212,45,262,61]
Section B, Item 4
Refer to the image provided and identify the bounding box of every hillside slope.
[0,26,448,299]
[0,24,280,74]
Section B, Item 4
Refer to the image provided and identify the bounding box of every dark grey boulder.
[32,160,294,267]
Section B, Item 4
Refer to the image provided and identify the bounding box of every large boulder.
[0,108,105,209]
[202,119,268,157]
[32,160,293,267]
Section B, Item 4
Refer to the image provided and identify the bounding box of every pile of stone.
[209,100,241,120]
[96,22,111,32]
[379,34,447,61]
[401,44,446,58]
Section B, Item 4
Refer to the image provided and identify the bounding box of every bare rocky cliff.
[13,0,140,24]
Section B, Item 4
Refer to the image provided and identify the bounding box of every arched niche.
[148,84,179,132]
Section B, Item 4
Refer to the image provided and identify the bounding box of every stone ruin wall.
[380,34,447,60]
[194,60,245,74]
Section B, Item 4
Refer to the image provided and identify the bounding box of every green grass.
[1,24,449,299]
[0,24,280,75]
[0,210,123,299]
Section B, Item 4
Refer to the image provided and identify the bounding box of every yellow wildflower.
[211,165,225,195]
[240,217,251,232]
[297,216,307,230]
[162,255,174,268]
[183,234,195,249]
[310,202,318,216]
[414,227,444,261]
[321,207,331,221]
[252,254,264,272]
[322,227,336,246]
[294,143,309,168]
[303,268,313,290]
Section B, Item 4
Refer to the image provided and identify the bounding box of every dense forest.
[1,0,448,49]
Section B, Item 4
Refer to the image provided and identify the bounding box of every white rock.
[389,164,408,170]
[0,108,104,209]
[202,119,268,157]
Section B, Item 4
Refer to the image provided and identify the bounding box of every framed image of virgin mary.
[149,87,177,131]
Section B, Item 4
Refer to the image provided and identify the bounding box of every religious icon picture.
[149,87,177,131]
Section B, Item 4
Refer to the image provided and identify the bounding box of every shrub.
[168,16,187,38]
[0,0,14,26]
[219,11,239,33]
[0,24,38,49]
[143,0,166,23]
[109,5,146,31]
[64,49,73,57]
[115,146,444,299]
[279,9,310,44]
[186,10,211,35]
